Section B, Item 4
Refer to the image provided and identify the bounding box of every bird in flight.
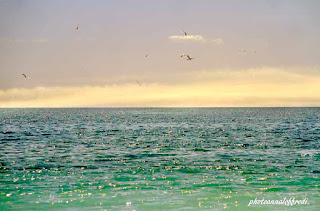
[136,81,142,86]
[181,54,194,60]
[22,74,29,79]
[75,25,79,30]
[180,30,187,36]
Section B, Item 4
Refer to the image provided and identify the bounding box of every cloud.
[169,35,224,45]
[1,67,320,107]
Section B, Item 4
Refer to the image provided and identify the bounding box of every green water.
[0,108,319,210]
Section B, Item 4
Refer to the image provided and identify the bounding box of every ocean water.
[0,108,319,210]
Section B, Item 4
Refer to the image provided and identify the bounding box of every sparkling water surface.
[0,108,320,210]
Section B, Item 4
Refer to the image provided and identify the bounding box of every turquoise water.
[0,108,319,210]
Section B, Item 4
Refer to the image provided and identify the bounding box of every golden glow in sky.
[1,67,320,107]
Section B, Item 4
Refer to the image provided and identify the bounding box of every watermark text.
[248,198,308,206]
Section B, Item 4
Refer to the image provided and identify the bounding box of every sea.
[0,108,319,210]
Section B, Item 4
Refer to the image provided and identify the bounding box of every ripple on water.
[0,108,319,210]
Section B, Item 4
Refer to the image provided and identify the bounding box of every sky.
[0,0,320,107]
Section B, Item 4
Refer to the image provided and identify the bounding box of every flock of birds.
[21,25,255,87]
[143,29,196,62]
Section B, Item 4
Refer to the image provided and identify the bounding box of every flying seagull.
[22,74,29,79]
[180,30,187,36]
[181,54,194,60]
[75,25,79,30]
[136,81,142,86]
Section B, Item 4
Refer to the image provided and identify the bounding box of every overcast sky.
[1,0,320,107]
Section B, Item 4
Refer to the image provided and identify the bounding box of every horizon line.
[0,106,319,109]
